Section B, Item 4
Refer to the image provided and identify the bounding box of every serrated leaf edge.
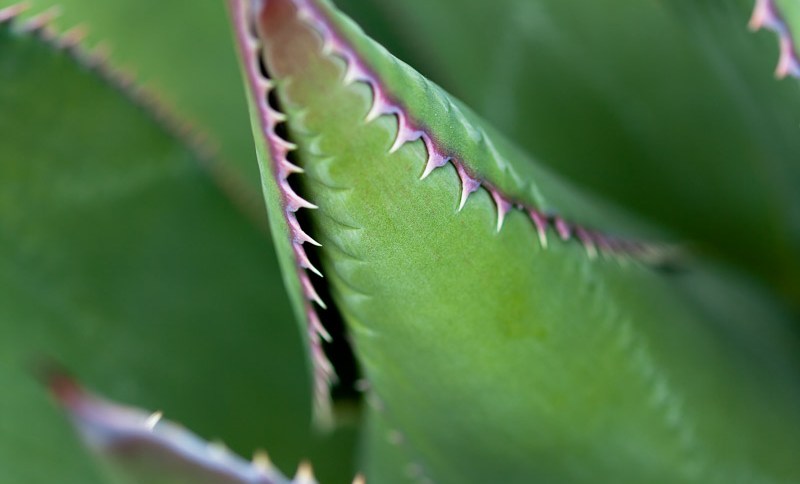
[230,0,337,427]
[290,0,674,266]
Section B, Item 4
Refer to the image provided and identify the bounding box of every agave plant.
[2,0,800,482]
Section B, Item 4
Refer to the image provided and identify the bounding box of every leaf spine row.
[231,0,336,426]
[293,0,673,266]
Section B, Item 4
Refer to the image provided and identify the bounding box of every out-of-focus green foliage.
[16,0,264,204]
[0,20,356,483]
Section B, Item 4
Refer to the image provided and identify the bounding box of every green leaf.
[44,369,338,484]
[335,0,800,308]
[0,18,356,482]
[4,0,265,209]
[235,0,800,481]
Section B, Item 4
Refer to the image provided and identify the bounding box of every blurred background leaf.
[0,21,356,483]
[7,0,265,210]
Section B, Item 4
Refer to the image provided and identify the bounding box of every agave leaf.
[4,0,265,209]
[44,369,350,484]
[234,0,800,481]
[0,17,356,482]
[335,0,800,308]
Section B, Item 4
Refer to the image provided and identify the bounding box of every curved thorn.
[144,411,163,431]
[529,210,549,249]
[20,5,61,32]
[366,89,397,122]
[490,190,512,232]
[749,0,777,30]
[0,3,31,23]
[777,35,800,78]
[343,58,370,84]
[284,185,319,212]
[295,244,324,278]
[420,135,449,180]
[308,308,333,343]
[300,272,327,309]
[576,227,598,260]
[554,217,571,241]
[389,112,422,153]
[252,449,273,473]
[456,163,480,211]
[287,213,322,246]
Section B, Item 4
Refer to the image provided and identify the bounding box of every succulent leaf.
[234,0,800,481]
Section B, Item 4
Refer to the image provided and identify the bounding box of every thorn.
[554,217,571,241]
[144,411,163,431]
[112,67,138,90]
[366,89,397,122]
[252,449,273,473]
[594,234,614,255]
[420,136,449,180]
[575,227,598,260]
[284,185,318,212]
[287,212,322,246]
[296,4,314,23]
[37,23,59,42]
[0,3,31,24]
[343,58,370,84]
[776,36,800,78]
[490,190,512,232]
[295,244,324,278]
[58,25,88,49]
[322,34,346,56]
[87,41,112,67]
[529,210,549,249]
[279,157,305,175]
[300,272,327,309]
[312,343,336,379]
[389,113,421,153]
[254,76,272,98]
[456,163,480,211]
[749,0,776,30]
[267,106,287,123]
[20,5,61,32]
[308,308,332,343]
[294,461,317,484]
[207,440,229,460]
[274,135,298,151]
